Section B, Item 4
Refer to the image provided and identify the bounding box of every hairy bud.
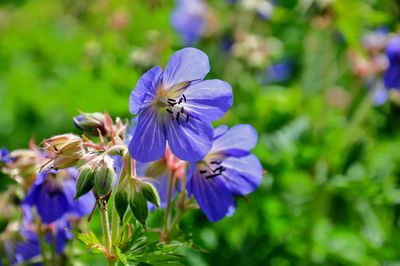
[42,134,85,169]
[75,165,95,199]
[73,112,107,136]
[115,177,160,228]
[93,156,116,197]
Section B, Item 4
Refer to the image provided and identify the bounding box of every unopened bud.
[75,165,95,199]
[140,182,160,208]
[42,134,85,169]
[8,149,37,179]
[0,148,11,167]
[145,160,167,178]
[130,191,148,229]
[93,156,116,197]
[73,113,106,136]
[114,190,129,223]
[115,177,160,228]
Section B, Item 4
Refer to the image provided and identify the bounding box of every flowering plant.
[0,47,262,266]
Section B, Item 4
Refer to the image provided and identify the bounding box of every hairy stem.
[161,171,176,242]
[99,201,112,256]
[169,174,187,234]
[36,218,48,266]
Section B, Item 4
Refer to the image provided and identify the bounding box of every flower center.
[153,81,191,125]
[164,94,190,125]
[198,160,226,179]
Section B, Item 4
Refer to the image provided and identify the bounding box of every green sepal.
[94,165,115,197]
[141,182,160,208]
[75,167,94,199]
[129,191,148,229]
[115,190,129,223]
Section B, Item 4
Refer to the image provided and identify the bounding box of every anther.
[176,112,181,124]
[166,109,173,115]
[181,107,184,113]
[178,98,183,104]
[182,94,187,102]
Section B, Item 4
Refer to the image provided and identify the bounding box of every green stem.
[111,153,132,246]
[36,217,48,266]
[108,260,118,266]
[50,233,57,265]
[169,174,187,234]
[99,201,112,256]
[343,90,373,150]
[161,171,176,242]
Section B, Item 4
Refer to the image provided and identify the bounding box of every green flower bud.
[145,159,167,178]
[75,165,95,199]
[129,191,148,229]
[93,156,116,197]
[140,182,160,208]
[114,190,129,223]
[73,112,107,136]
[115,177,160,228]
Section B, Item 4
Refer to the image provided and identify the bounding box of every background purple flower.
[262,60,293,84]
[0,148,11,164]
[6,228,41,266]
[171,0,207,46]
[187,124,263,222]
[128,47,233,163]
[384,35,400,89]
[24,168,95,224]
[6,208,72,265]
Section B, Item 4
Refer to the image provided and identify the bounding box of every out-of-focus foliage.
[1,0,400,265]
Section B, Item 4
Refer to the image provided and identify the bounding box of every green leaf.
[78,232,104,254]
[115,247,128,266]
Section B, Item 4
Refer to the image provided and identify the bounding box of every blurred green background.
[2,0,400,265]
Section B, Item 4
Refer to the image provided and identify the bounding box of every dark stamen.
[210,161,222,165]
[178,98,183,104]
[166,109,173,115]
[167,98,176,102]
[176,112,181,124]
[186,113,190,123]
[168,102,177,107]
[205,173,221,179]
[182,94,187,102]
[181,107,184,113]
[200,170,207,174]
[213,166,225,173]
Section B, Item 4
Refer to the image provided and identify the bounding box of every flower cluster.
[128,47,263,222]
[0,47,263,265]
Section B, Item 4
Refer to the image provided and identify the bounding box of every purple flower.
[187,124,263,222]
[6,228,41,266]
[0,148,11,164]
[171,0,207,45]
[262,60,293,84]
[24,168,95,224]
[384,35,400,89]
[128,47,233,163]
[6,207,72,265]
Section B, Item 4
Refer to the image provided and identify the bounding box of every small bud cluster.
[76,156,116,199]
[115,177,160,228]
